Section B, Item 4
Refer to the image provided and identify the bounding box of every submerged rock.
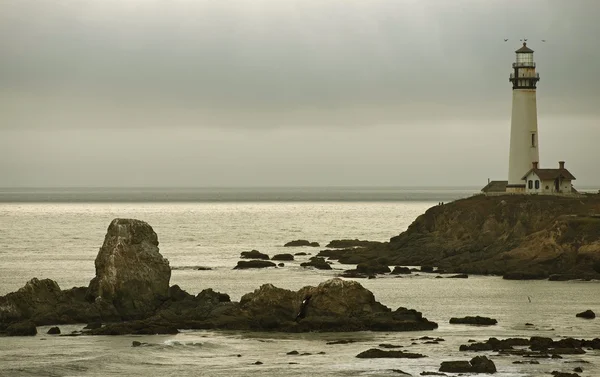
[86,219,171,320]
[234,260,277,269]
[355,348,426,358]
[284,240,319,247]
[326,239,379,248]
[450,316,497,326]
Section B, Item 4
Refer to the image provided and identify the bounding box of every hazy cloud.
[1,0,599,186]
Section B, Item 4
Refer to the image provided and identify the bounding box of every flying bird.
[504,39,509,42]
[541,39,546,42]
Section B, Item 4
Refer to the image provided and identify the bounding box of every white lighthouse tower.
[506,43,540,192]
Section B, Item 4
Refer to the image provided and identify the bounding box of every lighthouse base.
[506,184,526,193]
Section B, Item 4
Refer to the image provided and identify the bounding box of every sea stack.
[86,219,171,319]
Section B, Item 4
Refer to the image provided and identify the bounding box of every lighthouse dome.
[515,43,534,53]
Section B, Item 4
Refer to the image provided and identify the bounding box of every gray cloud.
[1,0,599,187]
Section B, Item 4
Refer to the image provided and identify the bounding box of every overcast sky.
[1,0,599,187]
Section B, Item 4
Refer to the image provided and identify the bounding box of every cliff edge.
[358,194,600,279]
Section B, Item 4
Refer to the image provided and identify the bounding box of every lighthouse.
[506,43,540,192]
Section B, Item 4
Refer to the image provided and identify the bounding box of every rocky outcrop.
[234,260,277,269]
[355,348,426,358]
[330,195,600,279]
[0,278,120,334]
[240,250,269,260]
[284,240,320,247]
[89,278,438,335]
[1,219,438,337]
[391,266,411,275]
[458,336,600,356]
[300,257,332,270]
[326,239,381,248]
[86,219,171,320]
[271,254,294,261]
[450,316,497,326]
[6,321,37,336]
[440,356,496,373]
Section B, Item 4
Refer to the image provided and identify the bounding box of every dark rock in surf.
[420,266,434,273]
[503,271,549,280]
[240,250,270,260]
[551,372,581,377]
[447,274,468,278]
[439,356,496,373]
[83,322,102,330]
[86,219,171,320]
[284,240,319,247]
[271,254,294,261]
[326,239,380,248]
[300,257,332,270]
[575,310,595,319]
[356,348,426,359]
[450,316,497,326]
[6,321,37,336]
[391,266,412,275]
[47,326,61,334]
[234,260,277,269]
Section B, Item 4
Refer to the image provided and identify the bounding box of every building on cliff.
[482,43,577,195]
[521,161,576,194]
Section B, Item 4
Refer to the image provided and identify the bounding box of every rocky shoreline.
[317,194,600,281]
[0,219,437,337]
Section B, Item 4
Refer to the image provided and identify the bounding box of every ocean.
[0,187,599,377]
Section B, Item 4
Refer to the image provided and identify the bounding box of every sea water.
[0,188,599,376]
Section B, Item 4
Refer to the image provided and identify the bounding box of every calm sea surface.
[0,188,599,376]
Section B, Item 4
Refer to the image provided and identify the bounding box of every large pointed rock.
[86,219,171,319]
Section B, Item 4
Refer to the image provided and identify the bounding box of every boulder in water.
[6,321,37,336]
[575,310,595,319]
[284,240,319,247]
[234,260,276,269]
[240,250,270,260]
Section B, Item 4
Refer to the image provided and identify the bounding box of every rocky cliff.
[358,194,600,279]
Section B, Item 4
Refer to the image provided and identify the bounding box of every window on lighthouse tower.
[516,52,533,66]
